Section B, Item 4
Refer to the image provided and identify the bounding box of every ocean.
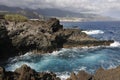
[5,21,120,80]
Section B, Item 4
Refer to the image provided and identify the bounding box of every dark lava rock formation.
[0,64,60,80]
[0,20,17,61]
[0,18,114,59]
[0,18,118,80]
[0,65,120,80]
[67,66,120,80]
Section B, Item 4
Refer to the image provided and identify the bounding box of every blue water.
[61,21,120,41]
[5,21,120,79]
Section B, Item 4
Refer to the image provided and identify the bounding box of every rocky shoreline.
[0,18,114,60]
[0,64,120,80]
[0,18,117,80]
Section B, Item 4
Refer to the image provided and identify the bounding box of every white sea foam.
[49,48,73,56]
[57,66,87,80]
[110,41,120,47]
[50,51,59,55]
[82,30,104,35]
[8,52,32,62]
[57,74,70,80]
[5,41,120,75]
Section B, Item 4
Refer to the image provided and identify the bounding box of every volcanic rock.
[1,65,120,80]
[0,64,60,80]
[0,21,17,61]
[0,18,114,59]
[67,71,92,80]
[67,66,120,80]
[93,67,120,80]
[0,67,5,80]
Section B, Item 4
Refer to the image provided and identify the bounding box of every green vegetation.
[5,14,28,22]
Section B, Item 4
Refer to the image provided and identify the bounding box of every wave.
[8,52,32,63]
[82,30,104,35]
[56,66,87,80]
[5,41,120,77]
[56,72,70,80]
[7,41,120,63]
[110,41,120,47]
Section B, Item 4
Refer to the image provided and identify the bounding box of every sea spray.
[82,30,104,35]
[110,41,120,47]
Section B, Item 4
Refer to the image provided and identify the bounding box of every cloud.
[0,0,120,15]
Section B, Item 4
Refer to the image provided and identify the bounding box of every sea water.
[5,21,120,80]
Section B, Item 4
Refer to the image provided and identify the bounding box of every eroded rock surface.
[67,71,92,80]
[1,65,120,80]
[3,18,113,54]
[0,18,114,60]
[67,67,120,80]
[0,64,60,80]
[93,67,120,80]
[0,20,17,61]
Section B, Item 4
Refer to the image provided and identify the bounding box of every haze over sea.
[5,21,120,79]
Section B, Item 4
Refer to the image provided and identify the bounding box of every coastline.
[0,18,118,80]
[0,64,120,80]
[0,18,114,58]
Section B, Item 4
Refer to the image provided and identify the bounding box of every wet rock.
[1,65,120,80]
[14,64,61,80]
[0,64,60,80]
[38,72,60,80]
[15,64,36,80]
[67,72,78,80]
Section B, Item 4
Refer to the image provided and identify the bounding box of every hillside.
[0,5,116,21]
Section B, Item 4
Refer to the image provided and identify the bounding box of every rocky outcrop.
[1,65,120,80]
[67,66,120,80]
[4,18,64,54]
[67,71,92,80]
[63,40,114,48]
[3,18,113,54]
[93,67,120,80]
[0,18,114,59]
[0,64,60,80]
[0,20,17,62]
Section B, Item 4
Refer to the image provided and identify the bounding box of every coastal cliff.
[0,20,17,61]
[0,18,119,80]
[0,18,114,56]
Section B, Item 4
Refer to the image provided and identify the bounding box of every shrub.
[5,14,28,22]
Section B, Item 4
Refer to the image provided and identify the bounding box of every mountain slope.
[0,5,115,21]
[0,5,42,19]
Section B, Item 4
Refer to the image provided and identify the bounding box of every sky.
[0,0,120,18]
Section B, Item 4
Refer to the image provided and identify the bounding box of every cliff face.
[0,18,113,56]
[5,18,64,54]
[0,20,17,61]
